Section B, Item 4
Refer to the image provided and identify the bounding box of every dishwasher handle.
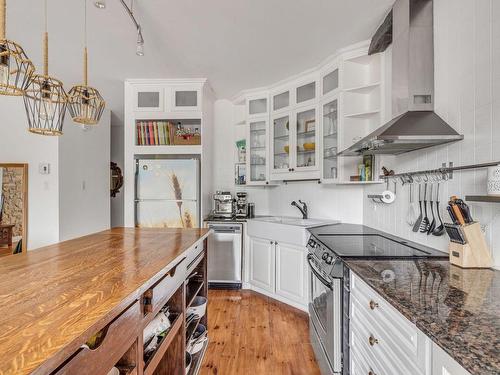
[208,224,242,234]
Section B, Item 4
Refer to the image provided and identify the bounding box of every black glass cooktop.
[309,224,448,259]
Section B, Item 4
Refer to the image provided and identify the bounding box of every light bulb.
[0,44,9,86]
[40,82,54,121]
[136,42,144,56]
[94,1,106,9]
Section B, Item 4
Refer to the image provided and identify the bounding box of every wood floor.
[200,289,321,375]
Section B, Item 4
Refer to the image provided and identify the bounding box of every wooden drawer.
[350,273,431,375]
[145,258,186,315]
[54,301,141,375]
[186,240,204,273]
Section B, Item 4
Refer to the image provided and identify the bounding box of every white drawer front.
[350,272,431,375]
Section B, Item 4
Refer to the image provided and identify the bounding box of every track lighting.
[94,0,105,9]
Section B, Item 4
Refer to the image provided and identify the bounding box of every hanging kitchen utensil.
[432,182,446,236]
[427,184,436,235]
[419,183,430,233]
[412,183,423,232]
[406,184,419,226]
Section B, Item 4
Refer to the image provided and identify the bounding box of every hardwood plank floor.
[200,289,321,375]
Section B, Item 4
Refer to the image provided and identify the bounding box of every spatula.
[419,183,430,233]
[432,183,446,236]
[427,184,436,235]
[412,184,423,232]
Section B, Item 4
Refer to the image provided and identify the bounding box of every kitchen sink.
[253,216,337,227]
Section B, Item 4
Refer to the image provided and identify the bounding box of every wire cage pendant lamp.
[0,0,35,96]
[68,0,105,125]
[23,0,68,136]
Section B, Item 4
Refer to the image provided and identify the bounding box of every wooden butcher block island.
[0,227,211,375]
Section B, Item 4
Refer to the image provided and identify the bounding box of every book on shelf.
[136,121,173,146]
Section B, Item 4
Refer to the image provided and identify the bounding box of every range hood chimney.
[339,0,463,156]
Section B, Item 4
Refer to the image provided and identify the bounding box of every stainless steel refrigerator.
[135,156,200,228]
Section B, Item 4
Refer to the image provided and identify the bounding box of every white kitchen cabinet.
[249,237,275,293]
[350,272,472,375]
[170,86,200,112]
[246,117,271,185]
[247,234,308,310]
[275,242,307,305]
[432,343,471,375]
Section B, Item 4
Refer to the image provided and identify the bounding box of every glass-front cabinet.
[271,114,291,174]
[322,98,339,181]
[246,118,269,185]
[294,106,318,171]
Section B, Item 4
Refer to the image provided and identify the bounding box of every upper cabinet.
[246,118,270,185]
[234,43,386,185]
[133,85,165,112]
[171,86,201,111]
[248,97,268,117]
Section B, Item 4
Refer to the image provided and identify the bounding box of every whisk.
[406,184,420,226]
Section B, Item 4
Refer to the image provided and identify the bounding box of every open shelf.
[335,180,384,185]
[344,109,380,118]
[143,313,183,375]
[186,280,204,308]
[187,338,209,375]
[344,82,381,93]
[465,195,500,203]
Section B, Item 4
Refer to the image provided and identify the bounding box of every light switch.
[39,163,50,175]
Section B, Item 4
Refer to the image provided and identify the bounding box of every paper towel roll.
[380,190,396,204]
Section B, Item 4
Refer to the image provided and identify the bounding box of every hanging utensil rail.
[379,161,500,182]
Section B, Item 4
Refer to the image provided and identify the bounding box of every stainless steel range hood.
[339,0,463,156]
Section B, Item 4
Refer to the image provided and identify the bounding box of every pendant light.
[0,0,35,95]
[68,0,105,125]
[23,0,68,136]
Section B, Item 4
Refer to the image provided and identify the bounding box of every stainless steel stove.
[306,224,447,375]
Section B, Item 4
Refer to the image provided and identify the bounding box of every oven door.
[307,254,342,374]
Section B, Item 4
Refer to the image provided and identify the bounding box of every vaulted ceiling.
[7,0,394,125]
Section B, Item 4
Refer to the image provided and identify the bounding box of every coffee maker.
[235,192,248,218]
[213,191,233,218]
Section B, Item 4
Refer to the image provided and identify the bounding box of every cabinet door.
[271,113,292,175]
[432,343,471,375]
[249,237,275,292]
[321,98,339,181]
[247,97,268,117]
[246,118,269,185]
[293,106,318,171]
[133,85,165,112]
[275,242,307,305]
[171,87,200,111]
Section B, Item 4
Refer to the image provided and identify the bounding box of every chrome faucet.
[291,200,308,219]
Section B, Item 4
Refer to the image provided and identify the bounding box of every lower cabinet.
[350,272,471,375]
[248,236,308,309]
[432,343,472,375]
[249,237,275,292]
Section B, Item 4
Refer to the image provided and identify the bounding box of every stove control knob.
[325,255,334,265]
[322,252,329,261]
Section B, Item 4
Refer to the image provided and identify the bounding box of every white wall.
[212,99,364,222]
[59,111,111,241]
[0,96,60,250]
[364,0,500,269]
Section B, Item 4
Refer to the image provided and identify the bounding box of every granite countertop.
[346,258,500,375]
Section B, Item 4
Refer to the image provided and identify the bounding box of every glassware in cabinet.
[272,114,291,173]
[247,120,268,184]
[322,99,338,180]
[295,108,317,169]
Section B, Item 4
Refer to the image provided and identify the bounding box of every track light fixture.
[94,0,106,9]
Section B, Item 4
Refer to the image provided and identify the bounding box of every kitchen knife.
[446,205,458,224]
[450,202,466,226]
[456,199,473,223]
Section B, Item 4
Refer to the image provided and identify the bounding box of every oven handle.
[307,254,333,290]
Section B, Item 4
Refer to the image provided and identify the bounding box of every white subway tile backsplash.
[364,0,500,270]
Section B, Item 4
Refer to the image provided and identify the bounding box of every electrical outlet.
[39,163,50,175]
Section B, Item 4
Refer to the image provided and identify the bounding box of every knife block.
[449,222,492,268]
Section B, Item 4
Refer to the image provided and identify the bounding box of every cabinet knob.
[270,241,273,245]
[369,371,376,375]
[368,335,379,346]
[369,300,379,310]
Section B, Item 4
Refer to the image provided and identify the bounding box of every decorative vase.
[487,165,500,196]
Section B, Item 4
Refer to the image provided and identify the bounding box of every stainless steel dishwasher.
[206,222,243,289]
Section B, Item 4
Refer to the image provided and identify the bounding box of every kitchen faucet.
[291,200,308,219]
